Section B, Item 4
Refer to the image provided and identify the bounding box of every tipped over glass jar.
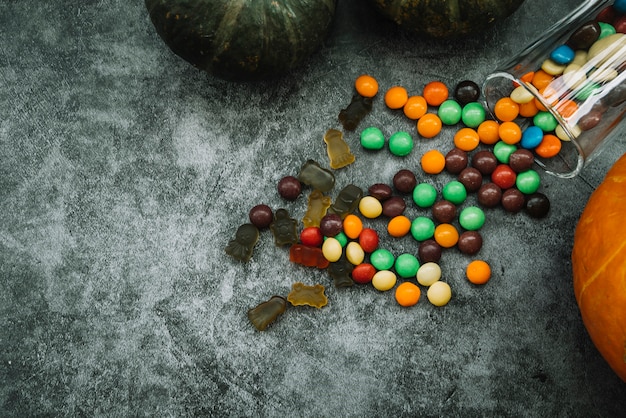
[483,0,626,178]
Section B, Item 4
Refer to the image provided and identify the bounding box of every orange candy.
[421,149,446,174]
[498,121,522,144]
[477,120,500,145]
[519,99,539,118]
[417,113,442,138]
[343,214,363,239]
[534,134,562,158]
[355,74,379,98]
[466,260,492,285]
[453,127,480,151]
[403,95,428,120]
[493,97,520,122]
[385,86,409,109]
[387,215,412,238]
[554,99,578,118]
[395,282,421,307]
[434,223,459,248]
[423,81,449,106]
[531,70,554,90]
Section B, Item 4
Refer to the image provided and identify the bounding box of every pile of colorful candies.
[233,1,626,331]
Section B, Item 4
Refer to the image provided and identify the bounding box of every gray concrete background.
[1,0,625,416]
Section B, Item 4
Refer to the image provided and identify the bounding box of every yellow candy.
[541,58,566,76]
[509,85,535,104]
[416,262,442,286]
[358,196,383,218]
[427,281,452,306]
[321,237,342,262]
[371,270,397,291]
[345,241,365,265]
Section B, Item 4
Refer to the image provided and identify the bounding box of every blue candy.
[521,126,544,149]
[614,0,626,14]
[550,45,575,65]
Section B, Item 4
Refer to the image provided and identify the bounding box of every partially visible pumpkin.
[572,152,626,383]
[369,0,524,38]
[145,0,337,81]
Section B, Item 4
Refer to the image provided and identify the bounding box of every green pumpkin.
[370,0,524,38]
[145,0,337,81]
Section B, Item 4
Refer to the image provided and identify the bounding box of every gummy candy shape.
[302,189,332,228]
[324,129,355,169]
[297,160,335,192]
[327,256,355,288]
[339,94,373,131]
[225,223,259,262]
[329,184,363,219]
[287,282,328,308]
[248,295,288,331]
[289,244,330,269]
[270,208,299,247]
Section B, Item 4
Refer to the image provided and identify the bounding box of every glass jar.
[483,0,626,178]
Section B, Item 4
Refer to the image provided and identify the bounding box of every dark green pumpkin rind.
[371,0,524,38]
[145,0,337,81]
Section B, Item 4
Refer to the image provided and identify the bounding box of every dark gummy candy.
[248,295,288,331]
[339,94,373,131]
[302,189,331,228]
[297,160,335,192]
[287,282,328,308]
[270,208,299,246]
[225,223,260,262]
[329,184,363,219]
[327,256,355,288]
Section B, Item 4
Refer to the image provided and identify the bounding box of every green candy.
[370,248,395,271]
[412,183,438,208]
[442,180,467,205]
[575,82,601,101]
[438,99,462,125]
[388,131,414,156]
[394,253,420,279]
[360,126,385,150]
[461,102,486,128]
[493,140,517,163]
[411,216,435,241]
[459,206,486,231]
[516,170,541,194]
[598,22,617,39]
[533,111,558,132]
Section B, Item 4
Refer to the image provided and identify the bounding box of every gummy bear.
[302,189,331,228]
[327,255,355,288]
[324,129,355,169]
[225,223,259,262]
[297,159,335,192]
[248,295,288,331]
[339,94,373,131]
[329,184,363,219]
[287,282,328,308]
[270,208,299,247]
[289,244,330,269]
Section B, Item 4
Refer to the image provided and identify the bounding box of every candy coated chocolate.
[249,204,274,229]
[454,80,481,105]
[457,230,483,255]
[477,182,502,208]
[432,200,457,224]
[458,167,483,192]
[418,239,442,263]
[277,176,302,201]
[445,148,469,174]
[319,213,343,237]
[578,110,602,131]
[508,149,535,173]
[566,20,601,50]
[382,196,407,218]
[471,150,498,175]
[393,169,417,194]
[368,183,393,201]
[525,192,551,218]
[501,188,526,213]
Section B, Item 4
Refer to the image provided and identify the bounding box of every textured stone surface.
[1,0,625,416]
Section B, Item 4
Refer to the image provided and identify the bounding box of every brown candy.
[458,167,483,192]
[445,148,469,174]
[477,183,502,208]
[277,176,302,201]
[471,150,498,175]
[393,169,417,194]
[418,239,442,263]
[457,231,483,255]
[320,213,343,237]
[382,196,407,218]
[432,200,457,224]
[508,149,535,173]
[249,204,274,229]
[566,20,601,50]
[368,183,393,201]
[501,188,526,213]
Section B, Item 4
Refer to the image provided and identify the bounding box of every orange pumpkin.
[572,152,626,383]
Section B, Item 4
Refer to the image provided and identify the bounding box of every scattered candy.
[416,262,442,286]
[388,131,414,156]
[395,282,421,307]
[466,260,492,285]
[372,270,397,291]
[427,281,452,306]
[288,282,328,308]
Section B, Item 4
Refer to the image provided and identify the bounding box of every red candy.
[358,228,380,253]
[352,263,376,284]
[300,226,324,247]
[491,164,517,189]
